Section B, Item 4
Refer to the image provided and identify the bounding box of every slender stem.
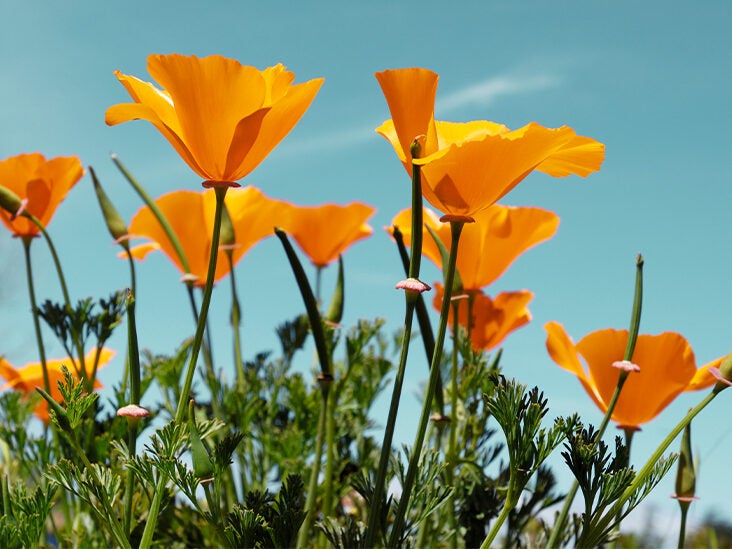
[590,391,718,545]
[677,505,689,549]
[227,251,245,381]
[28,216,87,379]
[111,155,193,276]
[391,226,443,414]
[138,186,228,549]
[480,480,515,549]
[446,300,460,549]
[389,221,464,547]
[547,255,644,548]
[297,384,330,549]
[364,300,417,547]
[322,381,337,527]
[21,237,50,394]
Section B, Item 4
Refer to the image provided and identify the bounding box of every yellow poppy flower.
[279,202,375,267]
[0,348,115,422]
[106,54,323,186]
[375,67,604,221]
[0,153,84,237]
[433,283,533,351]
[545,321,723,429]
[389,204,559,291]
[125,186,286,285]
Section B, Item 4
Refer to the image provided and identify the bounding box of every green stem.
[227,251,245,381]
[590,390,719,545]
[322,379,337,526]
[297,383,330,549]
[547,255,643,548]
[389,220,464,547]
[111,154,194,277]
[480,480,516,549]
[391,226,443,415]
[446,300,460,549]
[21,237,50,394]
[677,504,689,549]
[138,186,228,549]
[364,299,417,547]
[28,216,88,382]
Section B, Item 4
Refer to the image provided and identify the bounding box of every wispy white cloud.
[437,73,561,114]
[281,69,563,155]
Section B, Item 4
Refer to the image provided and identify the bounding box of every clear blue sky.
[1,1,731,541]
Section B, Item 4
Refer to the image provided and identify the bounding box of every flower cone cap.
[0,153,84,237]
[545,321,724,428]
[106,54,323,183]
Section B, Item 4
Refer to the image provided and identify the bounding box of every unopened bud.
[0,185,23,218]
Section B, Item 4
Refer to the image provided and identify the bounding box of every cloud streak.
[281,70,562,155]
[437,73,561,113]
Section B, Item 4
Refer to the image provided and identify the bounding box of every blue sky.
[1,0,731,541]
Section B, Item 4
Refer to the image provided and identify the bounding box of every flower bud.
[90,167,129,243]
[0,185,23,218]
[672,422,697,507]
[188,401,214,481]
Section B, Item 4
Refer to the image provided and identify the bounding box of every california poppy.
[0,347,115,422]
[434,283,533,351]
[389,204,559,291]
[279,202,375,268]
[0,153,84,237]
[125,186,286,285]
[545,321,723,429]
[106,54,323,186]
[375,68,604,221]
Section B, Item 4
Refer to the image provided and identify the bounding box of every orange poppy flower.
[434,283,533,351]
[279,202,375,267]
[125,186,286,286]
[544,321,724,429]
[0,153,84,237]
[389,204,558,290]
[0,347,115,422]
[106,54,323,186]
[375,68,604,220]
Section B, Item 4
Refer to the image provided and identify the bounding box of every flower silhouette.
[433,283,533,351]
[106,54,323,186]
[125,186,286,285]
[0,153,84,237]
[0,348,115,422]
[389,204,559,290]
[376,67,604,221]
[280,202,375,267]
[545,321,723,429]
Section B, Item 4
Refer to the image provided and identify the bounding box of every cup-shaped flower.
[434,283,533,351]
[279,202,375,268]
[375,67,604,221]
[124,186,286,285]
[545,321,724,429]
[106,54,323,186]
[0,348,115,422]
[389,204,559,290]
[0,153,84,237]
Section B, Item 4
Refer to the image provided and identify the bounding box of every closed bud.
[672,422,697,508]
[0,185,23,218]
[90,166,129,243]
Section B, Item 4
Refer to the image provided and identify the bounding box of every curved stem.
[297,385,329,549]
[21,237,50,394]
[138,186,228,549]
[364,300,416,547]
[389,221,464,547]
